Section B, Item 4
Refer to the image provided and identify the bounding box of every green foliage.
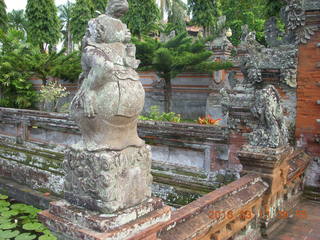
[30,48,81,84]
[58,1,74,54]
[0,195,56,240]
[39,81,69,112]
[25,0,61,51]
[7,10,27,33]
[70,0,94,43]
[0,0,7,31]
[139,106,181,123]
[218,0,284,45]
[34,48,80,87]
[265,0,285,19]
[123,0,160,38]
[167,0,187,34]
[135,32,232,112]
[93,0,109,14]
[0,29,37,109]
[0,29,80,109]
[188,0,221,36]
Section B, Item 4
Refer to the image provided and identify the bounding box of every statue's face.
[106,0,129,19]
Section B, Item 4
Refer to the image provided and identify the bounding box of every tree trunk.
[164,77,172,113]
[67,24,73,54]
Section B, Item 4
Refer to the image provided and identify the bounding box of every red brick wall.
[296,31,320,156]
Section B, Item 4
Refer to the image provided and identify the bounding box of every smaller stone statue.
[249,85,289,148]
[265,17,283,47]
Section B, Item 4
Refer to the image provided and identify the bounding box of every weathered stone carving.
[240,43,298,87]
[249,85,289,148]
[265,17,283,47]
[65,0,153,213]
[70,0,145,152]
[64,144,153,213]
[207,16,233,54]
[282,0,317,44]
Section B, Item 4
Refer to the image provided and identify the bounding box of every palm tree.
[7,10,27,33]
[58,1,74,53]
[159,0,186,20]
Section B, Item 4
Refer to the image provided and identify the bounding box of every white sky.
[5,0,187,12]
[5,0,75,12]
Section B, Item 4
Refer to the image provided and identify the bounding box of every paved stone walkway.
[271,199,320,240]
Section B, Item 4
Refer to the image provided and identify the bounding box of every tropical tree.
[29,48,81,86]
[123,0,160,38]
[7,10,27,33]
[59,1,74,53]
[93,0,109,14]
[188,0,221,37]
[0,0,7,31]
[0,29,37,108]
[70,0,94,44]
[134,33,232,112]
[25,0,61,52]
[159,0,172,21]
[219,0,267,45]
[167,0,187,34]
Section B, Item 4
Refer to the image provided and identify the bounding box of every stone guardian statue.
[71,0,145,152]
[64,0,153,213]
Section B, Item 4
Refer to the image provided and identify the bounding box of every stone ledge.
[48,198,166,232]
[39,199,171,240]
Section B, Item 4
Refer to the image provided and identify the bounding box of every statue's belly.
[96,80,145,120]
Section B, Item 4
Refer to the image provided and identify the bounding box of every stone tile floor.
[271,200,320,240]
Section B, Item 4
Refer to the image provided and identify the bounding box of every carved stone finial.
[249,85,289,148]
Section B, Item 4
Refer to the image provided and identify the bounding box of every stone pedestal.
[39,198,171,240]
[63,144,153,214]
[39,144,173,239]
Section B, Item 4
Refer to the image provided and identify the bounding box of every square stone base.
[39,198,171,240]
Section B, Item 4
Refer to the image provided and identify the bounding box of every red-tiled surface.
[271,200,320,240]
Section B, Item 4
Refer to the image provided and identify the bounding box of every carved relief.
[282,0,318,44]
[64,145,153,213]
[249,85,289,148]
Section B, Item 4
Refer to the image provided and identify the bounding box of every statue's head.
[83,14,131,45]
[106,0,129,19]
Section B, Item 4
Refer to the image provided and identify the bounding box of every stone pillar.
[237,145,311,237]
[38,0,171,239]
[206,36,233,126]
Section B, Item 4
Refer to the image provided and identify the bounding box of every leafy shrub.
[139,105,181,123]
[197,115,222,125]
[0,194,56,240]
[39,81,69,112]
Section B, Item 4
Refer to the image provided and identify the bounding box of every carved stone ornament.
[70,0,145,152]
[249,85,289,148]
[282,0,318,44]
[64,144,153,213]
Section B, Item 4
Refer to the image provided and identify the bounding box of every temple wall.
[296,28,320,199]
[0,107,238,207]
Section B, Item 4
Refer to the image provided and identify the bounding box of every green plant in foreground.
[0,194,56,240]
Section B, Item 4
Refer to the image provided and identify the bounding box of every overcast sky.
[5,0,75,12]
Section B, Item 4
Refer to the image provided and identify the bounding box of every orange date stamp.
[208,209,308,220]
